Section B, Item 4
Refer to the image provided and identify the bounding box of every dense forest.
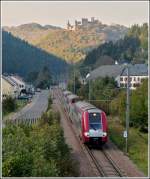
[80,23,148,70]
[2,31,68,80]
[25,66,52,89]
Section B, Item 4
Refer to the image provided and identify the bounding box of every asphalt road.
[7,90,50,121]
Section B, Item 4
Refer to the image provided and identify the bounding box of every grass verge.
[108,116,148,175]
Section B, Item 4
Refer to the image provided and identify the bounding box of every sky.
[1,1,149,28]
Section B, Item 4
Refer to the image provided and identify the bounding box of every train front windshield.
[89,113,102,130]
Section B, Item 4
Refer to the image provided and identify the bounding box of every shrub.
[3,96,17,115]
[3,107,78,176]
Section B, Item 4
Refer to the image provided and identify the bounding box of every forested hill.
[81,23,148,70]
[2,31,68,79]
[3,22,128,62]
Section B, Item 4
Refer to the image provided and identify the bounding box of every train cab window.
[89,113,102,130]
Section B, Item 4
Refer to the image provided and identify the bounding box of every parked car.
[18,94,32,100]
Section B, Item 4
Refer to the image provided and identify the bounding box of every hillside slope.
[3,22,128,62]
[2,31,68,79]
[80,23,148,71]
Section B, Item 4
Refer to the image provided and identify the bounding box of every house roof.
[10,75,25,85]
[89,64,148,80]
[2,75,17,87]
[121,64,148,76]
[89,65,124,80]
[75,101,96,111]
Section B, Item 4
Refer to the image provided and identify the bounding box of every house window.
[124,77,127,81]
[130,77,132,82]
[138,77,140,82]
[120,77,123,81]
[134,77,136,81]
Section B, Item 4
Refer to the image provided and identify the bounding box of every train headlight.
[103,132,107,136]
[84,132,89,137]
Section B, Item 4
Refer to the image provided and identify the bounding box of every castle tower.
[67,20,71,30]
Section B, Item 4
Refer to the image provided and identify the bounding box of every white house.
[9,75,26,93]
[2,75,19,99]
[88,64,148,90]
[117,64,148,89]
[2,74,27,99]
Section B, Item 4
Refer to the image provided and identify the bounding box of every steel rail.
[101,148,126,177]
[84,146,106,176]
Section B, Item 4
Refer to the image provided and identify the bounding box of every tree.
[81,23,148,69]
[67,75,81,94]
[3,96,17,115]
[25,71,39,84]
[2,31,68,80]
[130,79,148,131]
[35,66,52,89]
[3,96,78,177]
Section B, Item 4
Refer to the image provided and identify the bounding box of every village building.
[118,64,148,89]
[2,75,19,99]
[88,64,148,90]
[67,17,102,31]
[2,75,27,99]
[9,75,26,93]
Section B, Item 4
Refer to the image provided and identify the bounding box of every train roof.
[75,101,96,111]
[88,108,102,113]
[67,94,79,100]
[75,101,102,113]
[63,91,72,95]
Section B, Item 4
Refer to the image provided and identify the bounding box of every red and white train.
[61,90,108,145]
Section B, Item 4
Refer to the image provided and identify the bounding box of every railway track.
[85,145,126,177]
[54,88,126,177]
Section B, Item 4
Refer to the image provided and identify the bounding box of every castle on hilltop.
[67,17,102,31]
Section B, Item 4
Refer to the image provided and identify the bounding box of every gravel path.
[103,140,145,177]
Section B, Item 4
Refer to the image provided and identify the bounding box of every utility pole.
[73,64,76,94]
[125,65,130,153]
[88,67,91,102]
